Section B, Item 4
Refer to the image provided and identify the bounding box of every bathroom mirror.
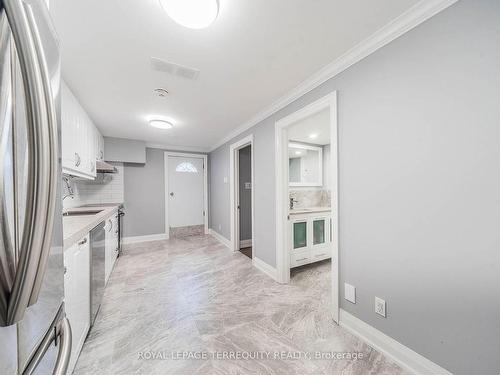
[288,142,323,187]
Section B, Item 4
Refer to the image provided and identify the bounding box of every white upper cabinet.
[61,81,103,179]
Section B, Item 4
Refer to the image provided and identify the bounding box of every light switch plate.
[223,177,228,183]
[344,283,356,304]
[244,182,252,189]
[375,297,386,317]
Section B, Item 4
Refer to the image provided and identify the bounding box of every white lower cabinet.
[105,213,119,284]
[290,213,332,268]
[64,234,90,374]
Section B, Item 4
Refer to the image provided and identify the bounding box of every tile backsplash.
[63,163,124,209]
[289,189,331,209]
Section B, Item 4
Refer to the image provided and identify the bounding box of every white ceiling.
[288,108,330,145]
[50,0,418,151]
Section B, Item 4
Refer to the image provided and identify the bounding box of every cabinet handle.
[100,150,103,159]
[296,257,308,262]
[315,253,327,257]
[108,219,113,232]
[74,152,81,167]
[78,238,87,245]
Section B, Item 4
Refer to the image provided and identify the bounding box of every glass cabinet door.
[313,219,326,245]
[293,221,307,249]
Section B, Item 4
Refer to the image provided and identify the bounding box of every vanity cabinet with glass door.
[289,211,332,268]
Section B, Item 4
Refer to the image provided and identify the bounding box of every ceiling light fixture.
[309,133,319,139]
[159,0,219,29]
[149,119,173,129]
[295,151,302,155]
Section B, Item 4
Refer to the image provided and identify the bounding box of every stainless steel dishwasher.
[90,222,106,327]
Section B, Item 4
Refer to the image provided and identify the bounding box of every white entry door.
[168,156,205,228]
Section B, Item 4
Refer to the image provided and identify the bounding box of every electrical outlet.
[223,176,228,183]
[344,283,356,304]
[218,224,222,231]
[375,297,386,318]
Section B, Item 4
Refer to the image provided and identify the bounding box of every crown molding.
[208,0,458,152]
[146,142,210,153]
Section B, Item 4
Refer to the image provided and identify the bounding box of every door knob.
[170,192,174,197]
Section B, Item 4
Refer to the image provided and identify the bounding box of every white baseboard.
[339,309,452,375]
[122,233,169,245]
[252,257,277,281]
[240,239,252,248]
[209,229,230,248]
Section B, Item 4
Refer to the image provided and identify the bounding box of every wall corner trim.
[252,257,277,281]
[339,309,453,375]
[122,233,169,245]
[209,229,231,248]
[208,0,458,152]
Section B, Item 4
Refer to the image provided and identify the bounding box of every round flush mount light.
[295,151,302,155]
[159,0,219,29]
[149,119,173,129]
[309,133,318,139]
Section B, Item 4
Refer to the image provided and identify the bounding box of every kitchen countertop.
[289,206,331,215]
[63,204,122,250]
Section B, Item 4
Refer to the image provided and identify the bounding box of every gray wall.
[238,146,252,241]
[208,1,500,374]
[123,148,165,237]
[104,136,146,163]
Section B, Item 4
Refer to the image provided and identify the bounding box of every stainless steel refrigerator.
[1,0,71,374]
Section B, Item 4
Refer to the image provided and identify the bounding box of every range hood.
[96,160,117,173]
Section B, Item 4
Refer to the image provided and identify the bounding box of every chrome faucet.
[289,197,298,210]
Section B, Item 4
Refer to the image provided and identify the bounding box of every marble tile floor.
[73,234,409,375]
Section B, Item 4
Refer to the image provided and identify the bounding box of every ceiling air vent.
[154,88,169,97]
[151,57,200,80]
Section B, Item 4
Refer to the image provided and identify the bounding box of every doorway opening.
[164,152,208,239]
[275,92,339,323]
[230,135,254,260]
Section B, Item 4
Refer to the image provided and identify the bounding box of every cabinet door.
[61,81,96,179]
[292,220,308,250]
[104,219,113,284]
[98,133,104,160]
[87,122,97,177]
[61,83,78,171]
[111,214,119,265]
[64,236,90,374]
[312,218,326,246]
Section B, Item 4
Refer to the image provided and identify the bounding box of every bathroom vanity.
[289,207,332,268]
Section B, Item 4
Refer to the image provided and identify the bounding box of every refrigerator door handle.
[24,1,59,307]
[22,304,72,375]
[0,14,16,327]
[3,0,57,325]
[51,317,72,375]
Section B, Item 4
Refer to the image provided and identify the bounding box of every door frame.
[229,135,254,254]
[274,91,339,323]
[164,152,209,239]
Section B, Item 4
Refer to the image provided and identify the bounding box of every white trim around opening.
[164,152,209,239]
[275,91,339,323]
[229,135,255,257]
